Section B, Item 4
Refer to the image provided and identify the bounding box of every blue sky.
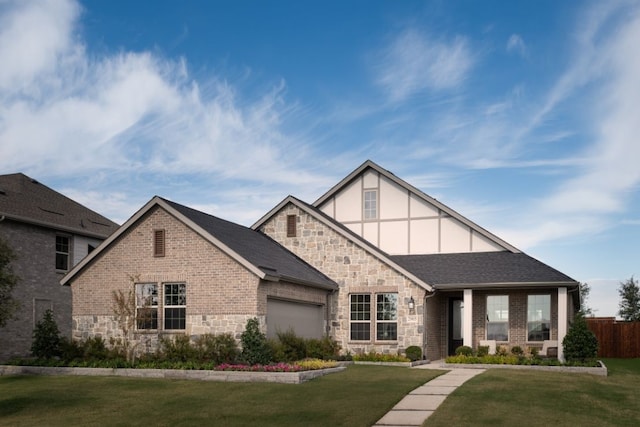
[1,0,639,317]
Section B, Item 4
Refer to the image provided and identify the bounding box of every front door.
[448,298,464,355]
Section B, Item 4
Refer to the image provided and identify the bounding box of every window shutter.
[286,215,296,237]
[154,229,165,257]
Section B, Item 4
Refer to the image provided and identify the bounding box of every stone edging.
[0,365,346,384]
[351,360,431,368]
[439,360,607,376]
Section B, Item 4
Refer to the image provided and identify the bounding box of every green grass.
[425,358,640,426]
[0,365,444,426]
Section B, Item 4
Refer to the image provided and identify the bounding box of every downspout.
[423,290,437,361]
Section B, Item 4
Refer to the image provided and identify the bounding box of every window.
[376,293,398,340]
[154,229,165,257]
[486,295,509,341]
[135,284,158,329]
[350,294,371,340]
[55,235,70,270]
[164,283,186,330]
[286,214,297,237]
[364,190,377,219]
[528,295,551,341]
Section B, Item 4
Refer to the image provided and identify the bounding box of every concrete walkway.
[372,363,485,427]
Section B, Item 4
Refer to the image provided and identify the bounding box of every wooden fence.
[586,317,640,358]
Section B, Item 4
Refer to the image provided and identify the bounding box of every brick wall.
[258,203,427,355]
[0,220,73,361]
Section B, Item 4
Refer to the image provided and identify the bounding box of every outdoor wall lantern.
[408,296,415,310]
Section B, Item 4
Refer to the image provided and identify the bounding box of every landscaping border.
[438,360,607,376]
[0,365,346,384]
[352,360,431,368]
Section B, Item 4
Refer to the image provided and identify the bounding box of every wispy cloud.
[374,29,474,102]
[506,34,527,57]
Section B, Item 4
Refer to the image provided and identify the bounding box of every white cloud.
[375,29,474,102]
[506,34,526,57]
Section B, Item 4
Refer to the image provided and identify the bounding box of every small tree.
[618,276,640,322]
[563,312,598,363]
[579,282,595,317]
[0,236,20,327]
[31,309,62,359]
[112,288,137,362]
[240,317,271,365]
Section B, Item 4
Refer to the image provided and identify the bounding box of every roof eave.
[433,281,580,290]
[0,212,114,239]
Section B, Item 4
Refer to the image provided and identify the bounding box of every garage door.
[266,299,324,339]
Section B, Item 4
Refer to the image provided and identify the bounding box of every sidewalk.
[372,362,485,427]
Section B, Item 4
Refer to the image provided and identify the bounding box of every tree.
[0,236,20,328]
[618,276,640,322]
[579,282,595,316]
[563,311,598,363]
[31,309,62,359]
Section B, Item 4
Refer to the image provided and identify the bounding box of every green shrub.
[476,345,489,357]
[276,329,307,362]
[455,345,473,356]
[563,312,598,363]
[31,310,61,359]
[194,333,239,365]
[405,346,422,361]
[59,337,83,361]
[511,345,524,355]
[306,336,340,360]
[240,317,271,365]
[83,336,109,360]
[159,335,197,362]
[495,345,508,356]
[353,352,410,362]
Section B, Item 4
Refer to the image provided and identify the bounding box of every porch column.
[463,289,473,348]
[557,287,567,362]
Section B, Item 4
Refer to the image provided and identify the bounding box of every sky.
[1,0,639,318]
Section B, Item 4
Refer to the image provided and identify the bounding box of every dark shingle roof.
[391,252,578,288]
[162,198,337,290]
[0,173,118,238]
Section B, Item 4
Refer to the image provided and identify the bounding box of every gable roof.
[252,195,434,292]
[0,173,118,238]
[391,252,578,288]
[313,160,519,253]
[61,196,337,290]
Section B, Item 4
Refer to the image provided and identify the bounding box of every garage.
[266,298,325,339]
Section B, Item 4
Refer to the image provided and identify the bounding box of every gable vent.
[286,215,297,237]
[154,229,166,257]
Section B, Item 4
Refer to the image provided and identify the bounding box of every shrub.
[194,333,239,365]
[495,345,508,356]
[276,329,307,362]
[160,335,197,362]
[296,358,339,370]
[306,336,340,360]
[59,337,84,361]
[240,318,271,365]
[31,310,61,359]
[476,345,489,357]
[83,336,109,360]
[353,352,410,362]
[455,345,473,356]
[511,345,524,355]
[563,312,598,363]
[405,345,422,361]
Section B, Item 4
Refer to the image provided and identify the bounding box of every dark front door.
[448,298,464,355]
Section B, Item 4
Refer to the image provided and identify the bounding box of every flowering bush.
[215,363,303,372]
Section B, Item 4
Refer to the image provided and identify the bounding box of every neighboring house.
[253,161,579,360]
[61,160,579,361]
[0,173,118,361]
[61,197,337,350]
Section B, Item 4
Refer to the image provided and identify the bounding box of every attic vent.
[0,187,5,195]
[154,229,165,257]
[39,207,64,216]
[286,215,296,237]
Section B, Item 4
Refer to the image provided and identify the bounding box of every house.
[62,161,579,361]
[252,161,579,361]
[61,197,337,350]
[0,173,118,361]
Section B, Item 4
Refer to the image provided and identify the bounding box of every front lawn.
[0,365,444,427]
[425,358,640,426]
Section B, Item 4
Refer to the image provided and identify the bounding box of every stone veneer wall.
[258,203,427,355]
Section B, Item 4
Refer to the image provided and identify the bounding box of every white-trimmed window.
[55,235,70,270]
[486,295,509,341]
[527,295,551,341]
[364,190,377,219]
[350,294,371,340]
[376,293,398,340]
[164,283,186,330]
[135,283,158,330]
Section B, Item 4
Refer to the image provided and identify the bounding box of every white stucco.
[440,216,471,253]
[363,222,378,246]
[334,179,362,222]
[363,170,378,188]
[409,218,439,253]
[471,231,505,252]
[379,175,408,220]
[410,193,440,218]
[379,221,409,254]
